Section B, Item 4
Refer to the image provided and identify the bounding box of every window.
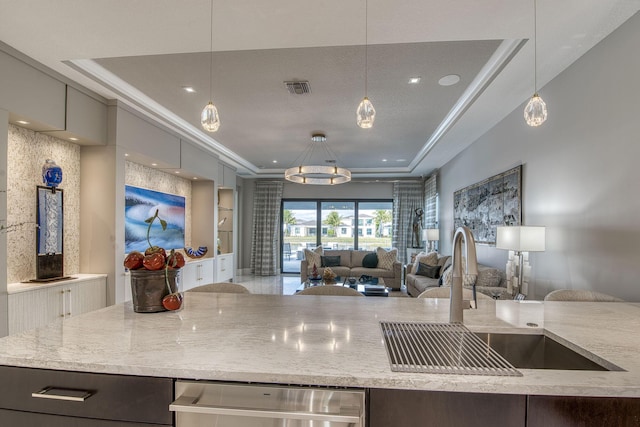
[281,199,392,273]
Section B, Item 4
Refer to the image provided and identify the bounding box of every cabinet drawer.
[0,366,173,425]
[0,408,170,427]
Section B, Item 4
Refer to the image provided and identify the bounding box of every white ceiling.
[1,0,638,179]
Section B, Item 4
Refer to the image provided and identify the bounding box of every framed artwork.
[453,165,521,245]
[36,186,65,280]
[125,185,185,253]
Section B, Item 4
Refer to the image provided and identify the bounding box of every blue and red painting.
[125,185,185,253]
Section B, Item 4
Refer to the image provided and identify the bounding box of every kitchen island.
[0,293,639,425]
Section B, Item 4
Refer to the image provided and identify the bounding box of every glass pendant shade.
[524,93,547,127]
[201,101,220,132]
[356,97,376,129]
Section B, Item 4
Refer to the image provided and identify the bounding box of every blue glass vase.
[42,159,63,188]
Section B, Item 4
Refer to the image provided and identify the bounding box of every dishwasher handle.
[170,395,362,423]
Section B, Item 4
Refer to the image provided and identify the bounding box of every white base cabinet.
[7,274,107,335]
[181,258,214,291]
[215,253,234,283]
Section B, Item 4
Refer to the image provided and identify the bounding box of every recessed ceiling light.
[193,177,198,180]
[151,163,158,167]
[69,137,79,141]
[396,159,407,162]
[408,77,421,84]
[16,120,30,125]
[124,153,129,157]
[183,86,196,93]
[438,74,461,86]
[382,159,388,162]
[175,171,180,174]
[272,160,278,163]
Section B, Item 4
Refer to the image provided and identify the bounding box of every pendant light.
[201,0,221,132]
[356,0,375,129]
[524,0,547,127]
[284,134,351,185]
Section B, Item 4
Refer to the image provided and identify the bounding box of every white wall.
[439,12,640,301]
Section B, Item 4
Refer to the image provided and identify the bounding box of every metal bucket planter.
[130,269,178,313]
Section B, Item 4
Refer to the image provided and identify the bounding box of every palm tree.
[323,211,342,237]
[373,210,392,237]
[282,209,296,237]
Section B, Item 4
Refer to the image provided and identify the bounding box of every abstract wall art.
[125,185,185,253]
[453,165,521,245]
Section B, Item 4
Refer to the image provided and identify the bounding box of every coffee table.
[297,277,388,297]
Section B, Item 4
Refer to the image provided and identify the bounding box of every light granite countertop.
[0,293,639,397]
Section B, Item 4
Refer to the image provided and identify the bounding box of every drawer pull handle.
[31,386,93,402]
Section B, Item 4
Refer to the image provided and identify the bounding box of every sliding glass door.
[281,199,392,273]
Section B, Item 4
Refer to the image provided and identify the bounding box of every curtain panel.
[424,173,438,228]
[250,181,283,276]
[392,181,424,263]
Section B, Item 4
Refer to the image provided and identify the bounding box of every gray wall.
[239,180,394,271]
[439,12,640,301]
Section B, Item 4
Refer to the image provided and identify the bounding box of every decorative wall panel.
[7,125,80,283]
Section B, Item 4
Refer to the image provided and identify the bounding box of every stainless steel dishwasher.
[171,380,366,427]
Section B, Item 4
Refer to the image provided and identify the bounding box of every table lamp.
[496,226,545,295]
[422,228,440,252]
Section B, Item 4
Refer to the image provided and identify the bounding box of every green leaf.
[144,217,154,223]
[160,219,167,230]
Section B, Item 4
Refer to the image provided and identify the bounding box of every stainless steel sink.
[472,332,622,371]
[380,321,522,376]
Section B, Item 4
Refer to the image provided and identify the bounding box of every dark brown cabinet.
[369,388,526,427]
[0,366,173,426]
[527,395,640,427]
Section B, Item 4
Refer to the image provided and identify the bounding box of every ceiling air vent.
[284,80,311,95]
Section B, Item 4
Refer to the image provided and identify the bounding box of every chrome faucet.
[450,226,479,323]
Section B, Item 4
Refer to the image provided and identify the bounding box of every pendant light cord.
[533,0,538,94]
[209,0,214,101]
[364,0,368,97]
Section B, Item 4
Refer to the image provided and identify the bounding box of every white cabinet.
[7,274,107,335]
[181,258,214,291]
[215,254,234,283]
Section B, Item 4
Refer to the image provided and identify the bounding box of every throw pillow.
[321,255,341,267]
[376,247,398,270]
[441,259,477,287]
[303,246,323,271]
[362,252,378,268]
[413,251,439,274]
[416,262,440,279]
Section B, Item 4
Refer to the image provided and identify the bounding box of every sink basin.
[473,332,622,371]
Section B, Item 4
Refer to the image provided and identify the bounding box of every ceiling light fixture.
[201,0,221,132]
[524,0,548,127]
[408,77,421,84]
[284,133,351,185]
[16,120,30,125]
[356,0,375,129]
[183,86,196,93]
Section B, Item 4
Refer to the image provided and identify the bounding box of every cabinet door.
[0,409,169,427]
[8,285,65,334]
[68,278,107,317]
[369,388,526,427]
[183,259,214,291]
[527,395,640,427]
[200,258,214,283]
[216,254,233,282]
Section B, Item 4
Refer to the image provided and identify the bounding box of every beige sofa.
[406,254,510,299]
[300,249,402,290]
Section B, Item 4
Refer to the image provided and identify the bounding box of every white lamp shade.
[496,226,545,252]
[425,228,440,241]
